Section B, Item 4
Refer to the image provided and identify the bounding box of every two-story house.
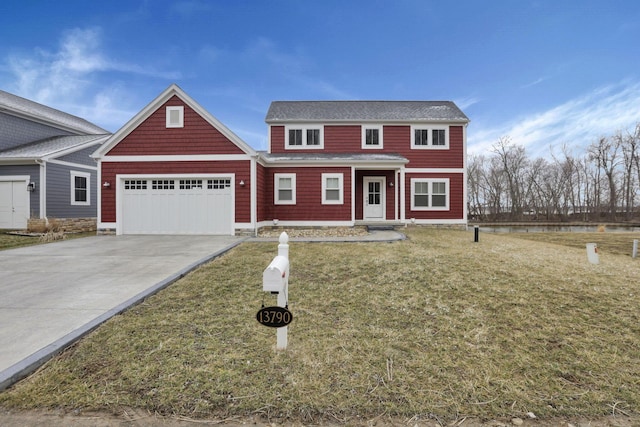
[261,100,469,228]
[93,84,469,235]
[0,90,111,230]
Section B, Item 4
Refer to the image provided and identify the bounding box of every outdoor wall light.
[27,182,36,192]
[389,181,394,187]
[239,180,245,187]
[103,181,111,188]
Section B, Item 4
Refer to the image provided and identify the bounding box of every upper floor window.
[411,178,449,210]
[285,125,323,149]
[275,173,296,204]
[166,106,184,128]
[71,171,90,206]
[411,126,449,149]
[362,125,383,149]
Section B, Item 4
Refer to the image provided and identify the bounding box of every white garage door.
[0,179,29,229]
[121,178,233,235]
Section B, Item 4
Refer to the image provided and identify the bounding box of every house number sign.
[256,306,293,328]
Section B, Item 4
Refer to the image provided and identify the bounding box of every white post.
[633,239,638,259]
[277,232,289,350]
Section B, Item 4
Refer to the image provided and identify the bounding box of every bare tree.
[588,136,621,220]
[491,137,529,220]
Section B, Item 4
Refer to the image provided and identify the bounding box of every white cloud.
[2,27,180,132]
[468,80,640,159]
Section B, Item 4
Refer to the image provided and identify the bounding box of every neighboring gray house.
[0,90,111,230]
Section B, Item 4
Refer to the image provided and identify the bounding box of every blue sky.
[1,1,640,158]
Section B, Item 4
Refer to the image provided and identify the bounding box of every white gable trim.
[92,84,256,159]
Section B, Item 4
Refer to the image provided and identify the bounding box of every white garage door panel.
[0,180,29,229]
[121,178,233,235]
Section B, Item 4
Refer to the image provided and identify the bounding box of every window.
[71,171,90,205]
[124,179,147,190]
[362,125,383,149]
[285,125,323,149]
[152,180,174,190]
[208,179,231,189]
[179,179,203,189]
[289,129,303,146]
[166,106,184,128]
[322,173,343,204]
[411,126,449,149]
[275,173,296,204]
[411,178,449,210]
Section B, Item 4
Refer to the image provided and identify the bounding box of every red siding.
[324,125,361,152]
[263,167,352,221]
[404,172,465,220]
[100,160,251,223]
[354,170,397,220]
[107,96,245,156]
[385,125,464,168]
[269,124,464,170]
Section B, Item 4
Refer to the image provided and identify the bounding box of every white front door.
[0,179,29,229]
[363,177,385,220]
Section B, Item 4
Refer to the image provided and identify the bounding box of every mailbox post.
[261,232,290,350]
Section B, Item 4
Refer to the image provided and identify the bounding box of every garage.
[120,177,234,235]
[0,178,29,229]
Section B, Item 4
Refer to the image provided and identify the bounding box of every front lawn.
[1,228,638,424]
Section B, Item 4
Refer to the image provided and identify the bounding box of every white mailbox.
[263,255,289,293]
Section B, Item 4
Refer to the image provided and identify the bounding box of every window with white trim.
[411,178,449,210]
[166,106,184,128]
[322,173,343,204]
[411,126,449,149]
[275,173,296,204]
[362,125,383,149]
[71,171,90,206]
[285,125,323,149]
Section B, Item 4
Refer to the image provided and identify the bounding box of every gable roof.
[265,101,469,123]
[0,90,108,135]
[0,134,110,160]
[93,84,256,158]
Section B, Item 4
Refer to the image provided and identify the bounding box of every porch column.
[399,166,406,223]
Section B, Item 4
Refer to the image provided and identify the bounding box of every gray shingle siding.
[0,112,73,151]
[0,164,41,217]
[46,163,97,218]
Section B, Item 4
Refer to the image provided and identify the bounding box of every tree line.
[467,123,640,222]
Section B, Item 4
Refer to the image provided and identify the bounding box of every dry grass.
[1,228,639,424]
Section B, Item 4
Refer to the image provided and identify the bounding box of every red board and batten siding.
[404,173,465,220]
[268,124,464,169]
[100,161,251,223]
[107,96,245,156]
[263,167,352,221]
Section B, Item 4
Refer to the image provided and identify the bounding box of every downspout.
[35,159,46,218]
[251,154,258,237]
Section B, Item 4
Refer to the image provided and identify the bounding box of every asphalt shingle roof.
[265,101,469,123]
[0,90,108,135]
[0,134,110,158]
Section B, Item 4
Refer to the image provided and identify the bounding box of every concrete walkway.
[0,235,245,390]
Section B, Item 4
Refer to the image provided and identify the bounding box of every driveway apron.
[0,234,245,390]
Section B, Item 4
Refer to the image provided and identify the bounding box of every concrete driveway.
[0,234,245,390]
